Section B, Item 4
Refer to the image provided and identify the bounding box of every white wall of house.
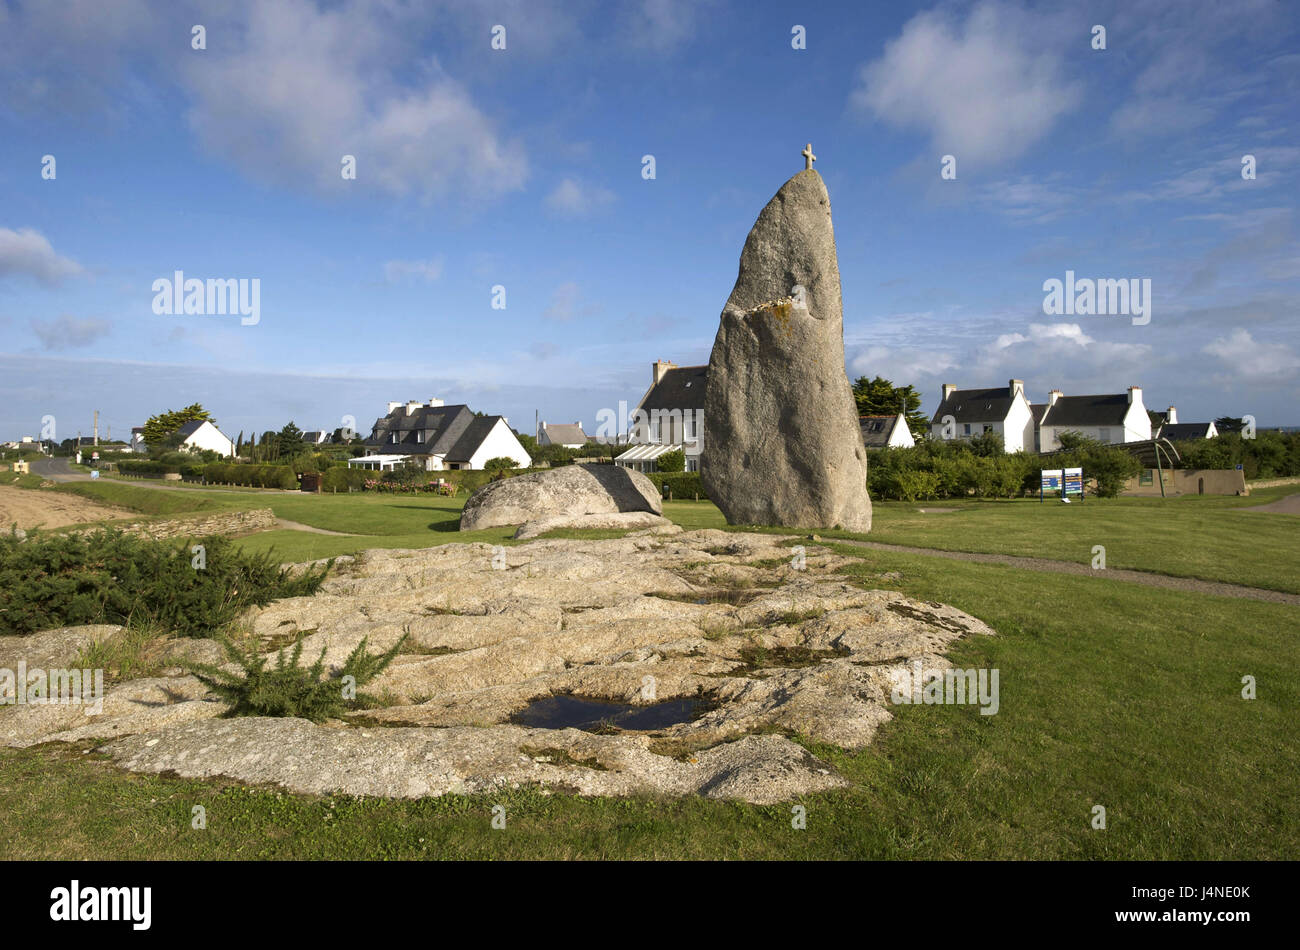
[463,419,532,470]
[183,421,235,456]
[928,383,1033,453]
[1040,387,1152,450]
[887,415,916,448]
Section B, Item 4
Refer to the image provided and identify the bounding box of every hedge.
[202,462,299,489]
[647,471,707,499]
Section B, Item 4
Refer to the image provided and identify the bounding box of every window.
[684,416,697,440]
[983,424,993,433]
[963,423,971,436]
[1098,428,1111,442]
[687,457,698,472]
[650,419,661,443]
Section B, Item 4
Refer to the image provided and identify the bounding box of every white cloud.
[30,315,111,351]
[544,177,615,216]
[0,228,83,286]
[181,0,527,202]
[383,257,444,283]
[1203,329,1300,381]
[850,1,1080,165]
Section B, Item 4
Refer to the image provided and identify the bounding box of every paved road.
[30,457,285,495]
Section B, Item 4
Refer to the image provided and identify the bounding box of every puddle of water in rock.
[511,694,703,732]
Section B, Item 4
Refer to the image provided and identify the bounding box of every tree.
[655,449,685,473]
[1214,417,1246,434]
[142,404,212,448]
[851,376,927,435]
[483,456,518,480]
[277,422,306,458]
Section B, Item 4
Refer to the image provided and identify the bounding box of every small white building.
[860,413,915,449]
[1153,406,1218,441]
[1037,386,1151,451]
[929,379,1036,453]
[361,398,531,471]
[538,421,587,449]
[174,419,236,457]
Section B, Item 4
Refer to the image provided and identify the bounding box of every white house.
[538,421,587,449]
[1153,406,1218,441]
[174,419,235,456]
[615,360,706,473]
[860,413,915,449]
[929,379,1035,453]
[129,427,148,454]
[359,398,531,471]
[300,430,330,446]
[1037,386,1151,451]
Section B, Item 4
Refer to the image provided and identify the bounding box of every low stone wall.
[1123,468,1247,496]
[1249,476,1300,490]
[122,508,277,541]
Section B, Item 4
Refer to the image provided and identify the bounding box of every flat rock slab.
[105,718,846,804]
[0,624,123,670]
[10,529,996,804]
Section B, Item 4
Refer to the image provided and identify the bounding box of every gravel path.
[1238,493,1300,515]
[835,538,1300,606]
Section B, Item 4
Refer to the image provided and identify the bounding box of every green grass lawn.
[1,545,1294,859]
[44,480,1300,594]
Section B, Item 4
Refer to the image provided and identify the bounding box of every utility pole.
[93,410,99,447]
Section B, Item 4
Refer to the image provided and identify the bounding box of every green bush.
[181,630,406,722]
[0,530,330,637]
[118,459,173,476]
[655,449,686,473]
[647,471,706,499]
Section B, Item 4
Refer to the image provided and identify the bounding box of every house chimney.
[1127,385,1141,405]
[1048,389,1063,406]
[941,383,957,401]
[1166,406,1177,425]
[1009,379,1024,398]
[428,397,444,407]
[405,400,422,415]
[653,360,677,386]
[387,401,402,413]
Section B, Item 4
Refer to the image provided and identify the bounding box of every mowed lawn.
[49,479,1300,593]
[1,543,1294,860]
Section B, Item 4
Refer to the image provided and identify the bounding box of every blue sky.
[1,0,1297,443]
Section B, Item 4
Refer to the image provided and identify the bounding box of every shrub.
[482,456,518,480]
[0,530,330,637]
[647,471,706,499]
[181,630,406,722]
[655,449,686,473]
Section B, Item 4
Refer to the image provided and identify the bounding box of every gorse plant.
[182,630,407,722]
[0,529,330,637]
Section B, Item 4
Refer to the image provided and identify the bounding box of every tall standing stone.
[702,167,872,532]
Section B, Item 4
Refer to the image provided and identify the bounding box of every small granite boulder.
[459,465,662,531]
[702,168,872,532]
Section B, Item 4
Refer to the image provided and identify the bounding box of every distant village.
[7,358,1235,487]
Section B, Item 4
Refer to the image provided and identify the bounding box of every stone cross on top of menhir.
[802,143,816,169]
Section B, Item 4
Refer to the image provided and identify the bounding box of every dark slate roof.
[364,404,475,455]
[859,414,904,448]
[930,387,1015,425]
[640,365,708,413]
[446,416,504,462]
[1159,422,1215,440]
[1029,403,1048,421]
[1040,394,1130,427]
[175,419,206,438]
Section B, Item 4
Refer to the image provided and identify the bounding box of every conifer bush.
[0,529,330,637]
[181,631,407,721]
